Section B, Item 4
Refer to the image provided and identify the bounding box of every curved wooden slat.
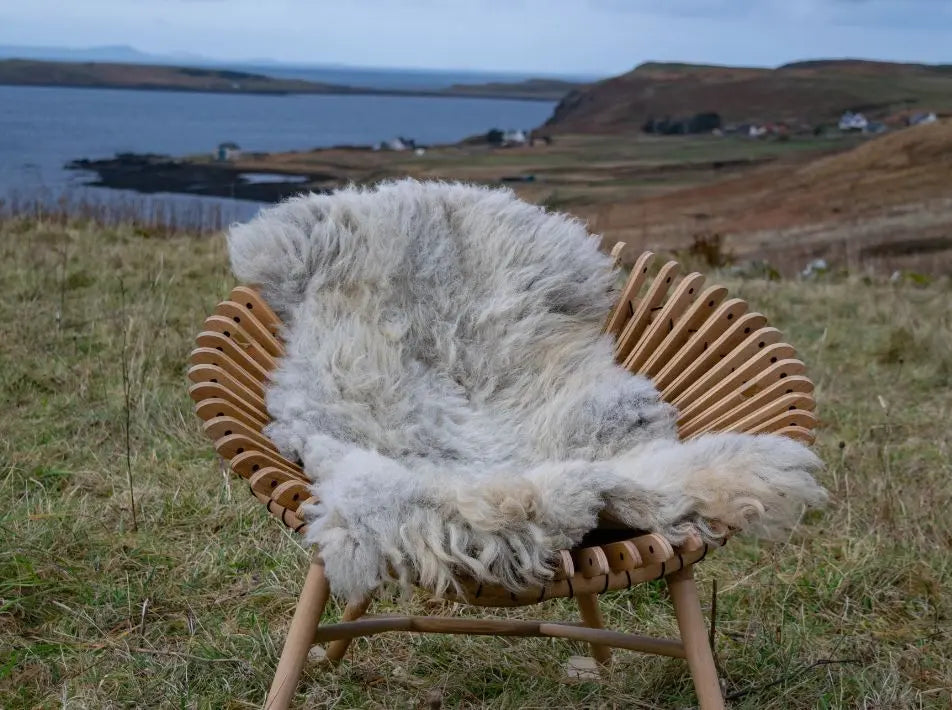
[623,272,705,373]
[661,312,770,401]
[214,300,285,358]
[201,315,277,372]
[572,546,611,578]
[451,543,710,607]
[630,534,674,564]
[195,397,267,431]
[204,416,279,455]
[229,285,282,336]
[187,364,266,413]
[718,393,815,435]
[271,479,314,510]
[215,432,276,461]
[614,261,682,361]
[673,345,799,411]
[188,381,269,425]
[636,285,729,378]
[651,298,749,391]
[777,425,816,444]
[250,488,309,532]
[194,331,270,383]
[684,375,814,438]
[230,449,305,480]
[605,251,655,336]
[748,409,817,435]
[553,550,576,581]
[189,347,265,398]
[602,540,642,571]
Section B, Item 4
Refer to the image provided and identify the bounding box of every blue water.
[0,84,557,220]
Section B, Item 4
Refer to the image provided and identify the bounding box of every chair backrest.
[188,252,816,534]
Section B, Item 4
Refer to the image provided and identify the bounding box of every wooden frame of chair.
[187,250,816,710]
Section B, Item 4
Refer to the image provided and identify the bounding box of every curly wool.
[227,180,827,600]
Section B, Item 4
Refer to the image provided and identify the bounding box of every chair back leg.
[265,555,330,710]
[325,597,372,664]
[666,565,725,710]
[575,593,613,665]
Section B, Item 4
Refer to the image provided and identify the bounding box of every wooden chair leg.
[324,597,372,664]
[666,565,724,710]
[575,593,613,665]
[265,554,331,710]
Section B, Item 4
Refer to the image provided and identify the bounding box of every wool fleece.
[227,180,826,600]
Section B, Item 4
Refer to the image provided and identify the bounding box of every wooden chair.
[187,250,816,710]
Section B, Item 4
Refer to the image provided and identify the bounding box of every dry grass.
[2,216,950,709]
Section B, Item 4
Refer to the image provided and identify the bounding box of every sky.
[1,0,950,76]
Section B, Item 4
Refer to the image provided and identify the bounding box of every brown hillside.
[589,122,952,274]
[543,60,952,134]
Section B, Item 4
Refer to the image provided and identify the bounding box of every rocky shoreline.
[67,153,324,202]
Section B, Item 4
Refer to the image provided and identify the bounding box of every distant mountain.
[543,59,952,133]
[0,58,577,101]
[0,44,598,92]
[0,44,173,63]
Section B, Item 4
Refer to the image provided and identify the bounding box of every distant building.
[838,111,869,132]
[502,129,528,146]
[216,142,241,161]
[908,112,938,127]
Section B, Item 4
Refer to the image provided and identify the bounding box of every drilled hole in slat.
[292,493,300,501]
[223,330,230,337]
[780,372,788,378]
[665,276,671,283]
[236,447,244,454]
[786,389,793,394]
[727,313,734,320]
[708,300,715,306]
[770,357,778,363]
[688,288,695,294]
[210,378,217,383]
[758,341,766,348]
[270,480,277,488]
[216,412,224,417]
[252,464,260,472]
[744,327,751,333]
[648,545,655,554]
[233,316,241,323]
[246,302,254,309]
[215,346,223,352]
[224,430,232,436]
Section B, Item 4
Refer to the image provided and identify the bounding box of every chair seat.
[189,254,813,606]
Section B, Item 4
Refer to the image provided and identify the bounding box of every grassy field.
[2,216,950,709]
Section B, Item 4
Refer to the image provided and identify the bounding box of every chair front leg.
[666,565,724,710]
[265,554,331,710]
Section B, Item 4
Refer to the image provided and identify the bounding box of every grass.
[2,215,950,708]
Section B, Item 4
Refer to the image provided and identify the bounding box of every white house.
[909,112,938,126]
[838,111,869,132]
[502,129,528,146]
[216,142,241,161]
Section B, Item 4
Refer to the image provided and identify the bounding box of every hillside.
[0,58,575,100]
[594,121,952,273]
[0,59,350,94]
[543,59,952,133]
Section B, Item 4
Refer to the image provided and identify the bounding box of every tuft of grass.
[1,216,950,708]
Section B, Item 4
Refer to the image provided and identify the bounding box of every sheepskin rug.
[227,179,827,600]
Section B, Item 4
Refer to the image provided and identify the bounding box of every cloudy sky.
[1,0,950,76]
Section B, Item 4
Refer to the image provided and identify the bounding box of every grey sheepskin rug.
[228,179,827,600]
